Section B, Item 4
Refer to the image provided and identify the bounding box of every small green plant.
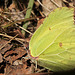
[22,0,34,35]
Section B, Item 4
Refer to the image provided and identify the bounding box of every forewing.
[29,7,74,57]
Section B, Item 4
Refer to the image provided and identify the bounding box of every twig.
[2,7,31,15]
[0,33,26,42]
[36,68,46,73]
[50,0,61,7]
[2,9,27,15]
[0,13,35,35]
[37,0,61,12]
[18,25,33,35]
[2,17,37,29]
[0,34,18,50]
[37,0,51,12]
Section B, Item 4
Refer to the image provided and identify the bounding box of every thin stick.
[0,34,18,50]
[0,13,35,35]
[3,17,37,29]
[0,33,26,42]
[36,68,46,73]
[37,0,51,12]
[73,0,75,7]
[18,26,33,35]
[50,0,61,7]
[2,9,27,15]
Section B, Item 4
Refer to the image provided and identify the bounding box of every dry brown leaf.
[5,47,27,63]
[8,1,25,24]
[36,18,44,29]
[42,0,63,16]
[0,39,12,54]
[5,63,32,75]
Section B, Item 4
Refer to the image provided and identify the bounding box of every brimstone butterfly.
[29,7,75,72]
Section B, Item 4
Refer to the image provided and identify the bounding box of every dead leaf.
[36,18,44,29]
[0,39,12,54]
[5,47,27,64]
[8,1,25,24]
[42,0,62,16]
[5,63,32,75]
[7,29,25,39]
[13,60,23,65]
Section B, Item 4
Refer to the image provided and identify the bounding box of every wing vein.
[38,26,72,56]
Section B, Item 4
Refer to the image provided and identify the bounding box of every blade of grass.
[2,17,36,29]
[22,0,34,35]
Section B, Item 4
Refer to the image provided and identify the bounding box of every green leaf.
[29,7,75,72]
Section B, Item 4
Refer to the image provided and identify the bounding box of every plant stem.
[3,17,36,28]
[22,0,34,35]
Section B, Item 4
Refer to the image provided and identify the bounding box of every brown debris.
[5,63,32,75]
[4,47,27,64]
[8,1,25,24]
[36,18,44,29]
[0,39,12,54]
